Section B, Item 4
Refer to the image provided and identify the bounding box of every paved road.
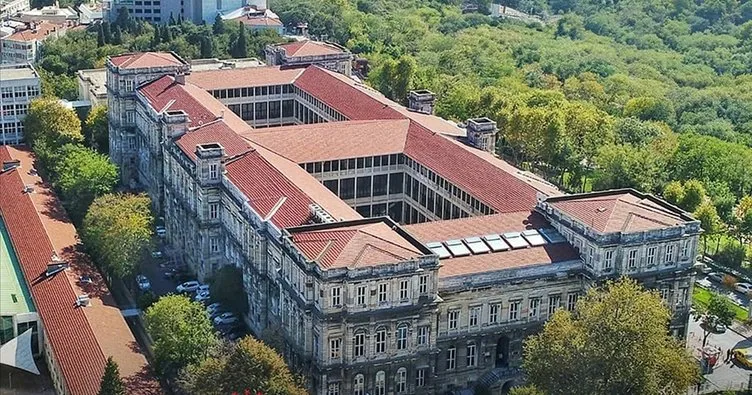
[695,274,751,308]
[139,240,183,297]
[687,316,752,393]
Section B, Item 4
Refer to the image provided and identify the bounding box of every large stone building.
[106,51,700,395]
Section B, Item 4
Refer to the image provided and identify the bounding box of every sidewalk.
[730,321,752,339]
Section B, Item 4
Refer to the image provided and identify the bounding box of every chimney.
[466,117,498,153]
[175,73,185,85]
[408,90,436,115]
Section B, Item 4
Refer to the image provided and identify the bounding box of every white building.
[0,0,30,19]
[0,21,70,64]
[17,5,78,24]
[77,2,102,24]
[0,63,40,144]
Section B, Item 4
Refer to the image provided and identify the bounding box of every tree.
[681,179,706,212]
[523,278,699,395]
[231,22,248,58]
[623,97,675,124]
[182,337,306,395]
[97,23,106,46]
[509,386,545,395]
[102,22,112,44]
[555,14,585,40]
[663,181,685,207]
[151,24,161,47]
[210,266,247,314]
[115,7,131,32]
[112,25,123,45]
[693,292,736,347]
[85,105,109,154]
[694,201,722,256]
[200,37,213,58]
[213,14,225,35]
[145,295,217,376]
[24,98,83,149]
[98,356,125,395]
[52,144,118,223]
[82,194,153,278]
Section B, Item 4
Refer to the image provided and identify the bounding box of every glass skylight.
[426,242,452,259]
[521,229,547,246]
[444,239,471,257]
[503,232,529,249]
[483,234,509,252]
[464,236,490,254]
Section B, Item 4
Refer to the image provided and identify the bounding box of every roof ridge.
[358,225,419,254]
[351,243,410,268]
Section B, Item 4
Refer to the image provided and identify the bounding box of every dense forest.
[37,0,752,263]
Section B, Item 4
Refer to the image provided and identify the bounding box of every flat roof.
[0,217,35,316]
[0,64,38,81]
[0,146,160,395]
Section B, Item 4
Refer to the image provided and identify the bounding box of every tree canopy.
[145,295,217,376]
[98,356,126,395]
[85,105,110,154]
[522,278,699,395]
[694,292,737,347]
[24,97,83,148]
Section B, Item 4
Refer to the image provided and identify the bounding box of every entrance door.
[496,336,510,367]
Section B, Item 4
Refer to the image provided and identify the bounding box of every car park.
[136,275,151,291]
[707,272,725,283]
[151,250,163,259]
[735,282,752,294]
[206,302,222,315]
[176,280,200,293]
[214,312,238,326]
[156,226,166,238]
[195,290,211,303]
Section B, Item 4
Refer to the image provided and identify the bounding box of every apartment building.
[0,63,40,144]
[107,52,700,395]
[0,21,70,64]
[0,0,30,19]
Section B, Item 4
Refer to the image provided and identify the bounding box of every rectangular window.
[327,383,339,395]
[399,280,410,301]
[567,293,578,311]
[509,301,520,321]
[375,329,386,353]
[548,295,560,316]
[416,368,425,387]
[378,283,388,304]
[209,164,218,179]
[469,306,480,327]
[356,176,371,198]
[646,246,656,266]
[448,310,459,330]
[373,174,388,196]
[209,237,219,253]
[396,325,408,350]
[489,303,500,324]
[604,250,613,271]
[446,347,456,370]
[587,246,594,266]
[682,241,689,258]
[396,369,406,393]
[628,249,638,269]
[665,245,674,264]
[466,343,477,367]
[331,287,341,307]
[529,298,540,318]
[356,285,366,306]
[419,275,428,295]
[417,326,428,345]
[660,288,670,303]
[329,338,341,360]
[209,203,219,219]
[353,332,365,357]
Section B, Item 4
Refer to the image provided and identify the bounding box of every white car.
[151,250,163,259]
[735,282,752,294]
[214,312,238,326]
[156,226,166,238]
[206,302,222,315]
[176,280,200,293]
[136,275,151,291]
[195,290,211,303]
[197,284,210,294]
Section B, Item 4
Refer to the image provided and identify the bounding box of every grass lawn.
[693,287,749,322]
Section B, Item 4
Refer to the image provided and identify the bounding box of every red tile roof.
[187,66,304,90]
[294,66,404,121]
[0,146,160,395]
[438,243,581,278]
[175,121,252,161]
[237,16,283,27]
[109,52,184,69]
[277,40,345,57]
[404,211,548,243]
[289,221,423,269]
[139,75,218,127]
[5,21,66,42]
[546,190,691,233]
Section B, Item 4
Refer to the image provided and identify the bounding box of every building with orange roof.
[0,146,160,395]
[0,21,70,64]
[105,51,700,395]
[265,40,353,76]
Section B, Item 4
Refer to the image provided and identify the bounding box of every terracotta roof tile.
[186,66,304,90]
[175,121,253,161]
[139,75,217,126]
[5,21,66,42]
[277,40,345,57]
[109,52,184,69]
[547,190,690,233]
[404,211,548,243]
[438,243,581,278]
[289,221,423,269]
[237,16,283,27]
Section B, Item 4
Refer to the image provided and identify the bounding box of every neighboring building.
[106,52,700,395]
[17,5,78,24]
[1,21,70,64]
[0,146,160,395]
[77,2,103,24]
[0,63,39,144]
[0,0,30,19]
[103,0,180,24]
[265,40,353,76]
[223,6,283,35]
[77,68,107,106]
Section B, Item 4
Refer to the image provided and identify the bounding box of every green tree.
[213,14,225,35]
[52,144,118,223]
[82,194,153,278]
[24,97,83,148]
[694,201,722,256]
[97,23,106,46]
[151,24,161,46]
[200,37,213,58]
[102,22,112,44]
[592,144,662,192]
[523,278,699,395]
[623,97,675,124]
[663,181,685,207]
[509,386,545,395]
[98,356,125,395]
[555,13,585,40]
[681,179,707,212]
[85,105,109,154]
[231,22,248,58]
[162,24,173,42]
[694,293,736,347]
[182,337,306,395]
[145,295,217,376]
[112,25,123,45]
[210,266,247,314]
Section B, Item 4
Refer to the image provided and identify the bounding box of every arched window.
[375,371,386,395]
[396,323,409,350]
[396,367,407,393]
[353,330,366,358]
[354,374,364,395]
[375,326,387,354]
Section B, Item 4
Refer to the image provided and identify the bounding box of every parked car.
[151,250,163,259]
[176,280,200,293]
[195,290,211,303]
[705,320,727,334]
[707,272,725,283]
[218,322,242,336]
[197,284,210,294]
[206,302,222,316]
[214,312,238,326]
[693,263,712,274]
[735,282,752,295]
[156,226,166,238]
[136,275,151,291]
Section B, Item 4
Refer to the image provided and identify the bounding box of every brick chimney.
[466,117,498,153]
[408,90,436,115]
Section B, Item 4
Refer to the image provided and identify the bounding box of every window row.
[228,100,295,122]
[211,84,294,99]
[404,174,470,222]
[303,153,405,175]
[295,86,347,122]
[329,275,431,308]
[329,324,430,362]
[328,368,426,395]
[445,342,479,370]
[322,172,404,200]
[0,86,39,99]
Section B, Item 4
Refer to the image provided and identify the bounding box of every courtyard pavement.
[687,316,752,394]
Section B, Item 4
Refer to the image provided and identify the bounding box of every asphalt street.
[687,316,752,394]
